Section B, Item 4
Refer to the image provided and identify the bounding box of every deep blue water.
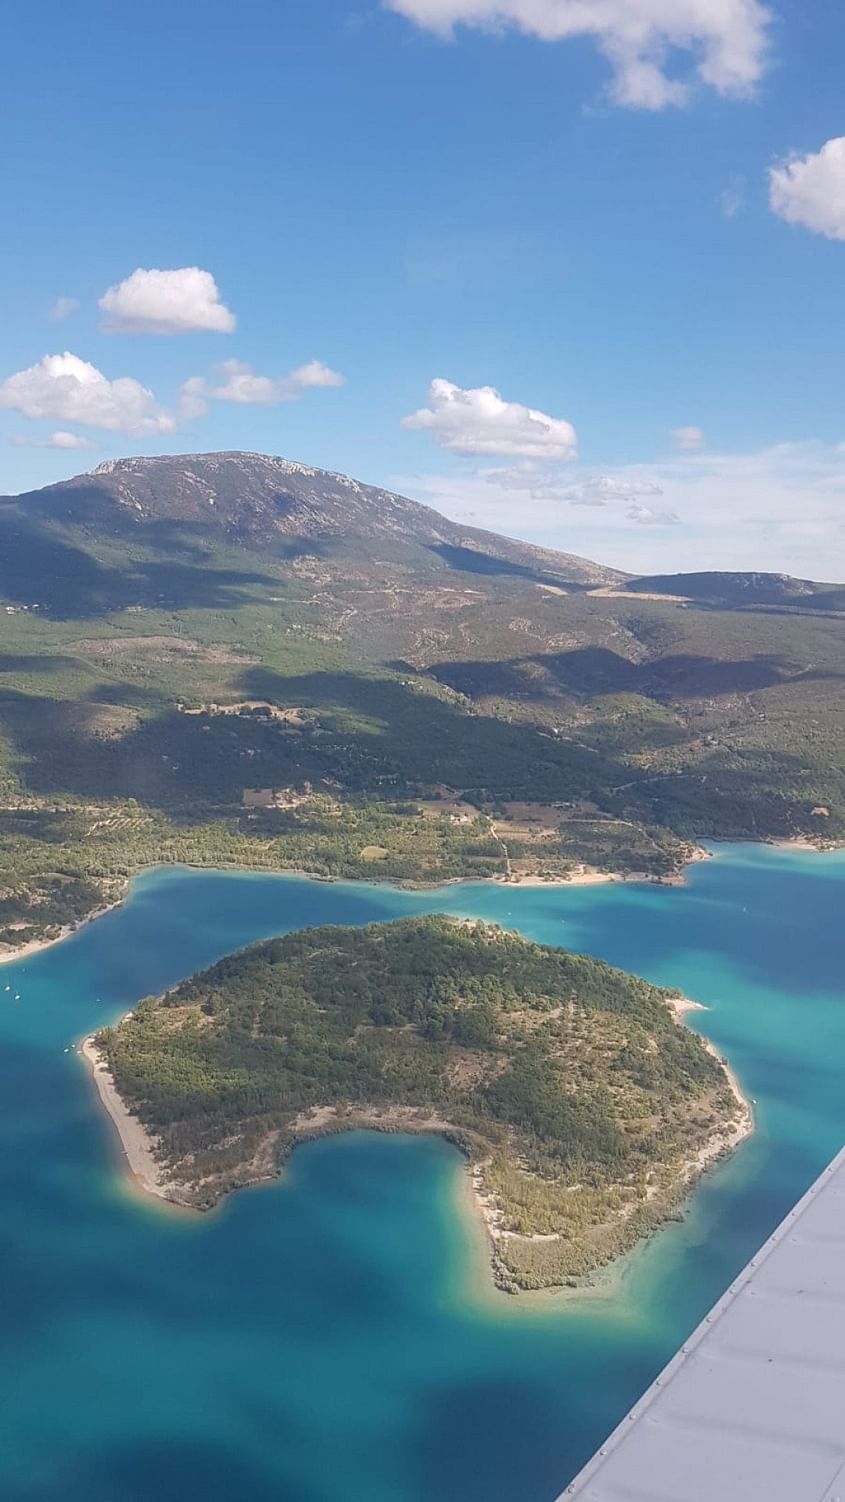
[0,843,844,1502]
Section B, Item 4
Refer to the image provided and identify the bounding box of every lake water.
[1,842,844,1502]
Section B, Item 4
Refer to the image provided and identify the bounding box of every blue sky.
[2,0,845,575]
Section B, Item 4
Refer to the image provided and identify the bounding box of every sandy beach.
[667,997,754,1180]
[767,836,828,852]
[0,896,126,969]
[492,868,620,888]
[79,1034,175,1204]
[668,994,707,1019]
[680,1043,754,1188]
[0,924,79,969]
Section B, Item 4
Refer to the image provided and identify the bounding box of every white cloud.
[485,467,663,504]
[385,0,771,110]
[560,474,664,506]
[719,178,746,219]
[769,137,845,241]
[0,352,176,435]
[196,358,346,406]
[391,441,845,576]
[673,425,705,450]
[484,462,575,498]
[626,502,679,526]
[178,375,210,421]
[99,267,237,335]
[46,430,96,450]
[8,431,95,450]
[49,297,80,323]
[403,378,577,458]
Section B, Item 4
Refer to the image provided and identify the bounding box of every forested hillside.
[0,452,843,951]
[97,916,740,1289]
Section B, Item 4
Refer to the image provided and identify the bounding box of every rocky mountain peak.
[23,451,622,586]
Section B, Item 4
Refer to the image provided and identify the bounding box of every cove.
[0,842,844,1502]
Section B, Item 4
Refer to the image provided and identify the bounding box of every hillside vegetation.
[97,916,740,1289]
[0,452,843,950]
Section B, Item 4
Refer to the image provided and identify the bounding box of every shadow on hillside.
[599,758,832,840]
[684,598,845,622]
[0,668,625,812]
[0,664,836,845]
[0,521,125,616]
[85,682,169,709]
[0,515,278,618]
[428,645,844,702]
[17,481,333,557]
[22,485,226,564]
[0,654,88,676]
[428,543,591,591]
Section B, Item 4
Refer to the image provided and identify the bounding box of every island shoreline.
[78,986,755,1295]
[3,833,838,969]
[0,898,128,968]
[79,1035,194,1211]
[0,846,708,969]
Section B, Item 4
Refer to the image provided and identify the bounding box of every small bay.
[1,842,844,1502]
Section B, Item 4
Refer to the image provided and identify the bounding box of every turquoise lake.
[1,842,844,1501]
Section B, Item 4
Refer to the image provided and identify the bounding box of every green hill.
[626,570,845,611]
[95,916,744,1290]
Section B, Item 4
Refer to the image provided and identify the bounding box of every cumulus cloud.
[769,137,845,240]
[0,352,176,435]
[49,297,80,323]
[403,378,577,459]
[99,267,237,334]
[9,431,95,450]
[385,0,771,109]
[672,425,705,450]
[206,358,346,405]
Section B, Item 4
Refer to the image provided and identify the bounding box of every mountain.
[76,454,617,580]
[1,451,620,613]
[627,570,845,612]
[0,450,843,952]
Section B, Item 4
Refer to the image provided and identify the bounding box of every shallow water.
[0,843,843,1501]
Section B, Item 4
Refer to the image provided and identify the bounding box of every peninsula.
[88,915,750,1291]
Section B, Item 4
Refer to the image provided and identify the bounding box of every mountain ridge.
[9,450,621,590]
[7,450,842,607]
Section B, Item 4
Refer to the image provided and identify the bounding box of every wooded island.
[94,916,750,1290]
